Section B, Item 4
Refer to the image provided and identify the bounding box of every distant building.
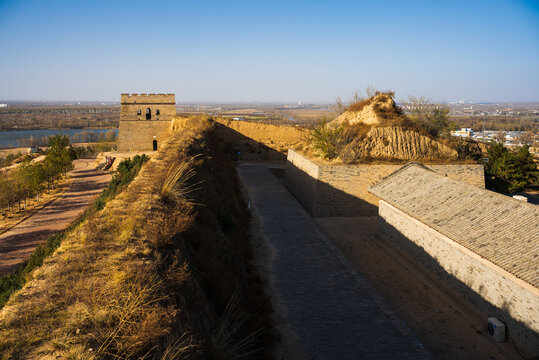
[451,128,473,138]
[0,104,7,108]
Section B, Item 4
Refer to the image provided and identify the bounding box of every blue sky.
[0,0,538,102]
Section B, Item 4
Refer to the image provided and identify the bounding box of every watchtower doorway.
[153,139,157,151]
[146,108,151,120]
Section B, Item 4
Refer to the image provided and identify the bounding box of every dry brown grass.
[0,119,210,359]
[0,115,274,359]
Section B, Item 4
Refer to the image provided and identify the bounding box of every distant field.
[0,106,119,131]
[275,108,339,125]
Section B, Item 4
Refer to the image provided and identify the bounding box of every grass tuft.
[161,155,203,204]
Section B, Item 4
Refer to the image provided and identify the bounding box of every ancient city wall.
[284,150,485,216]
[378,200,539,356]
[213,119,307,154]
[117,120,171,152]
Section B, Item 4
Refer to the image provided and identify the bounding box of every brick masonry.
[117,93,176,152]
[284,149,485,216]
[378,200,539,357]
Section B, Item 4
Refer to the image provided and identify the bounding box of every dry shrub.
[209,291,267,360]
[160,156,202,204]
[90,272,176,358]
[145,203,195,249]
[154,333,198,360]
[347,97,372,112]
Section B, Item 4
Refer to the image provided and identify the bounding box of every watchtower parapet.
[121,93,175,105]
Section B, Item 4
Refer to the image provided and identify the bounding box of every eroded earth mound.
[325,93,462,162]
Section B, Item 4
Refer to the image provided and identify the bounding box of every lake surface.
[0,128,118,148]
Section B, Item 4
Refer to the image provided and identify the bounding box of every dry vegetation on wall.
[0,116,274,359]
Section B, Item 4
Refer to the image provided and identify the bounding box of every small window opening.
[137,109,141,115]
[156,109,160,115]
[153,139,157,151]
[146,108,151,120]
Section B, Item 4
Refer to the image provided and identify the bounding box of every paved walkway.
[238,164,434,360]
[0,159,110,275]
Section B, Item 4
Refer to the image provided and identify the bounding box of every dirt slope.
[343,126,459,161]
[324,93,460,162]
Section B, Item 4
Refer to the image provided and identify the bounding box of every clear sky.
[0,0,538,103]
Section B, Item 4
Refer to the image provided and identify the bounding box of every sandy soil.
[315,216,526,360]
[0,159,110,275]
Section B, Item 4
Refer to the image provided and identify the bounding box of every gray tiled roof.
[369,163,539,289]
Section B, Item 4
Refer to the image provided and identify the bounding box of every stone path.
[238,164,434,360]
[0,159,110,275]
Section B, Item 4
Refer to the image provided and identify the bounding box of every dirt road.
[0,159,110,275]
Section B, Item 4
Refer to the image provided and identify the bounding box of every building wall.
[117,120,171,152]
[378,200,539,356]
[284,150,319,213]
[284,150,485,216]
[117,93,176,152]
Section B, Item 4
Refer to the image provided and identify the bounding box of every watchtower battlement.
[121,93,175,104]
[117,92,177,152]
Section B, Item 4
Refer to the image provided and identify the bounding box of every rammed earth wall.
[378,200,539,357]
[284,149,485,216]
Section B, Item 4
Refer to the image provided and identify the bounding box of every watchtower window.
[137,109,141,115]
[156,109,160,115]
[153,139,157,151]
[146,108,151,120]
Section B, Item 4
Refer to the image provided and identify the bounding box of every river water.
[0,128,118,148]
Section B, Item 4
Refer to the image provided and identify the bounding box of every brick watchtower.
[117,93,176,152]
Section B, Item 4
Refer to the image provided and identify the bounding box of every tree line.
[0,135,75,214]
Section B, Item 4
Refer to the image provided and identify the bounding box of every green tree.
[310,120,344,159]
[48,134,70,148]
[23,163,46,202]
[46,134,73,178]
[0,174,13,214]
[485,143,538,194]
